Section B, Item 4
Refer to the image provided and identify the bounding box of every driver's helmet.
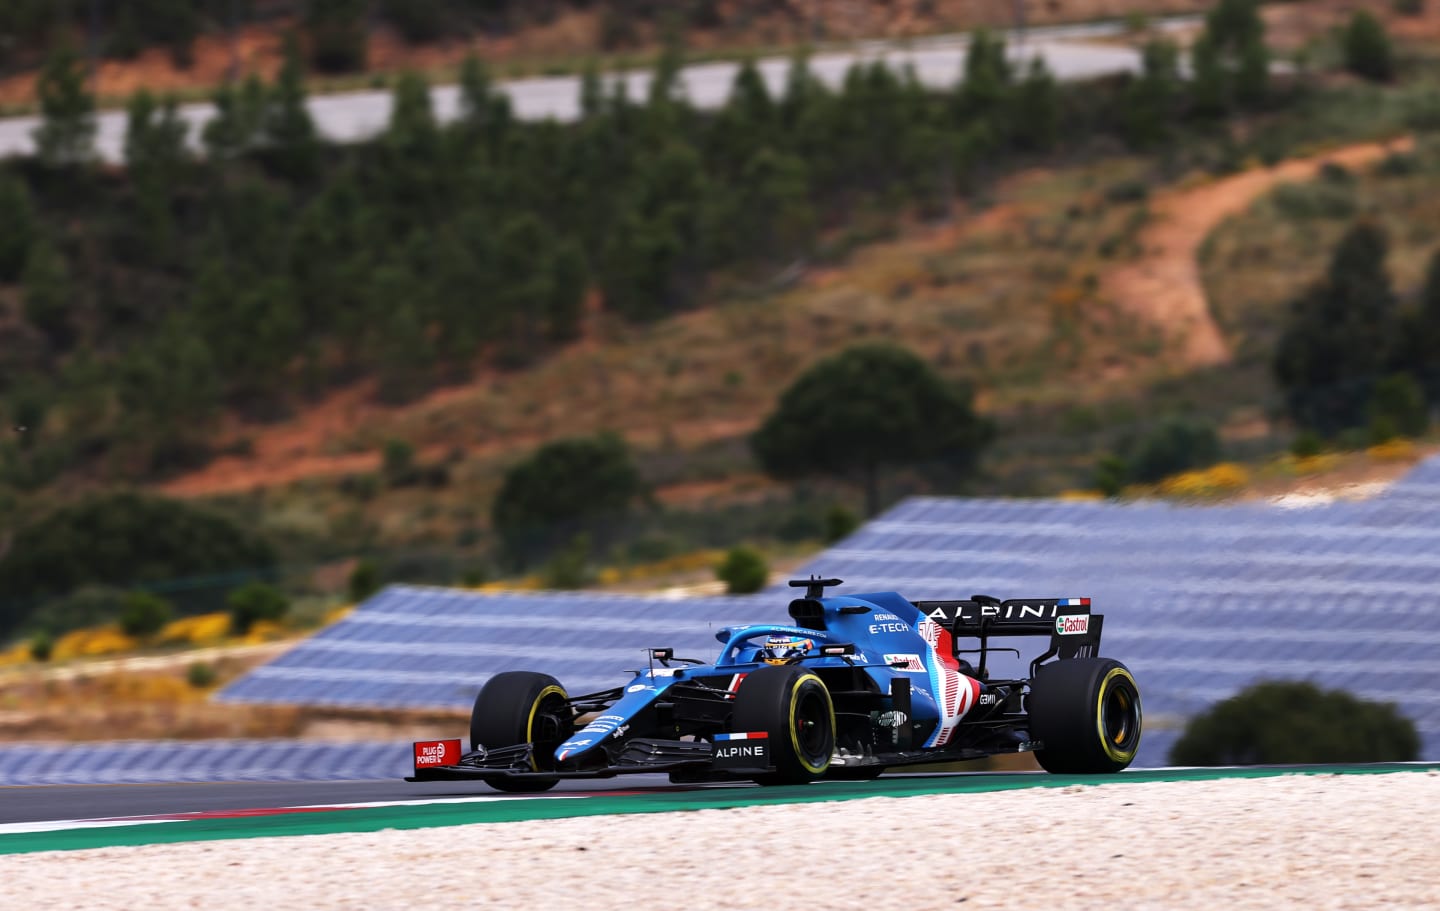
[759,635,814,666]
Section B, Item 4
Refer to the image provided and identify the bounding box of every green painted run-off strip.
[5,763,1436,856]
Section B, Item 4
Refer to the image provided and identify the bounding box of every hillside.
[3,0,1440,636]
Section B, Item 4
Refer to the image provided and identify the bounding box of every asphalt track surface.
[0,774,687,824]
[0,17,1196,162]
[7,762,1438,827]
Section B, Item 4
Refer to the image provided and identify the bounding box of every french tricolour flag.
[714,732,769,741]
[1059,598,1090,606]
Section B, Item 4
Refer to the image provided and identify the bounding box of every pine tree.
[493,212,556,360]
[579,59,605,121]
[124,89,189,177]
[547,238,588,342]
[203,74,267,159]
[1394,248,1440,405]
[1012,57,1058,152]
[743,147,814,261]
[263,34,321,182]
[0,174,36,281]
[386,70,441,163]
[32,44,96,167]
[1189,33,1230,118]
[458,54,512,146]
[956,28,1012,122]
[730,57,775,131]
[21,237,74,348]
[1189,0,1269,114]
[1123,39,1181,148]
[1274,221,1400,434]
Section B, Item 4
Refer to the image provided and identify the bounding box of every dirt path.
[1103,137,1412,368]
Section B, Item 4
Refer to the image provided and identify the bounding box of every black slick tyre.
[1027,657,1141,774]
[470,671,573,793]
[731,665,835,784]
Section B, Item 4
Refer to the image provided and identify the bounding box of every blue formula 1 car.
[408,578,1141,790]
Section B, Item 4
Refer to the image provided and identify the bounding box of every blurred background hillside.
[2,0,1440,705]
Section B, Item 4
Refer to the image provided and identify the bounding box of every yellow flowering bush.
[0,642,32,666]
[52,626,138,661]
[242,619,288,645]
[322,604,355,626]
[1367,438,1417,462]
[159,612,232,646]
[1161,462,1251,498]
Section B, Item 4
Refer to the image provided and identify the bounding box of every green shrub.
[381,438,417,486]
[1374,152,1419,178]
[1104,179,1149,203]
[28,631,53,662]
[119,591,173,637]
[1094,453,1129,497]
[227,582,290,635]
[716,546,769,594]
[24,586,127,637]
[1271,181,1356,220]
[540,535,591,590]
[1170,680,1420,765]
[1290,430,1325,458]
[823,505,860,544]
[1126,416,1222,484]
[492,433,646,562]
[1368,373,1429,438]
[347,558,381,603]
[0,492,275,639]
[186,661,217,688]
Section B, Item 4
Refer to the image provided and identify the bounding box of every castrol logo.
[1055,615,1089,636]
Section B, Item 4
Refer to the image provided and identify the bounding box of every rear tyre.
[470,671,573,793]
[1028,658,1141,774]
[731,666,835,785]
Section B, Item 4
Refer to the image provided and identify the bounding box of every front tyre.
[470,671,573,793]
[731,666,835,784]
[1028,658,1141,774]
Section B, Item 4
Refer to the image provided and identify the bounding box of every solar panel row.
[0,740,412,786]
[219,454,1440,769]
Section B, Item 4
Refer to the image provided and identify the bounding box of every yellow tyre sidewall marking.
[788,673,835,775]
[526,685,568,771]
[1095,667,1140,763]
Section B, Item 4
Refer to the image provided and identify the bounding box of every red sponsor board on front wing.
[413,739,462,768]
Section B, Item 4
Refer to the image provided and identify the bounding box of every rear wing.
[916,596,1103,678]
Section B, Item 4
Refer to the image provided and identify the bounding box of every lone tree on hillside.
[1274,220,1400,435]
[1170,680,1419,765]
[1343,10,1396,83]
[491,433,647,562]
[751,343,994,516]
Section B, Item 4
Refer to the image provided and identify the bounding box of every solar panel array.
[0,740,412,786]
[221,455,1440,768]
[220,589,773,710]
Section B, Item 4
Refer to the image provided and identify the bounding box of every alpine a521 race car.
[409,578,1141,790]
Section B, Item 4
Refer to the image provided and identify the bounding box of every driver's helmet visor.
[759,635,815,665]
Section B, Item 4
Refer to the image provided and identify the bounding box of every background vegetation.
[2,2,1440,644]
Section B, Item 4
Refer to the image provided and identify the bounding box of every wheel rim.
[1101,680,1140,754]
[793,686,830,763]
[529,692,571,771]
